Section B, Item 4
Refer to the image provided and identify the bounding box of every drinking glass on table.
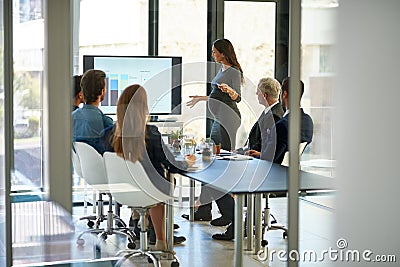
[183,135,196,155]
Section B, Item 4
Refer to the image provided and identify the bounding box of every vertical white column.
[287,1,301,267]
[43,0,73,213]
[336,1,400,265]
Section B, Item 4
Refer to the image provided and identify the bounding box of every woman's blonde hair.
[113,84,148,162]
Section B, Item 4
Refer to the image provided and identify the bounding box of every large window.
[300,0,337,176]
[159,0,207,141]
[12,0,44,191]
[79,0,149,73]
[224,0,277,147]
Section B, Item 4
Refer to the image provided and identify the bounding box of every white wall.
[335,1,400,265]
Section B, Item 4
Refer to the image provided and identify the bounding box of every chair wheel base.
[261,240,268,247]
[127,242,136,249]
[87,220,94,228]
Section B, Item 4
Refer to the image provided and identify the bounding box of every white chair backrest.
[71,147,84,178]
[73,142,108,185]
[281,142,308,167]
[103,152,171,207]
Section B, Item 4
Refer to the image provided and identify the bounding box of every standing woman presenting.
[182,39,243,229]
[187,38,243,150]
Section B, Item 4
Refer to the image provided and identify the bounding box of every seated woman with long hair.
[112,84,185,250]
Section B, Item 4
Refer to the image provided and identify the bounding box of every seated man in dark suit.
[237,77,284,155]
[213,77,314,240]
[256,77,313,162]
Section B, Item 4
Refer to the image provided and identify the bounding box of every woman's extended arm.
[186,95,209,108]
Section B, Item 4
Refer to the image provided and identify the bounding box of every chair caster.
[99,232,107,240]
[171,261,180,267]
[261,240,268,247]
[283,232,288,239]
[147,256,153,263]
[87,220,94,228]
[76,238,85,246]
[127,242,136,249]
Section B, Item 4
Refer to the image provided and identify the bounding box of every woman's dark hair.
[80,69,106,104]
[213,38,244,84]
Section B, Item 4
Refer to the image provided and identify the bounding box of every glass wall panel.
[12,0,44,191]
[224,1,276,147]
[159,0,207,140]
[300,0,337,177]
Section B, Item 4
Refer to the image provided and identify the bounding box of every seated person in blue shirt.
[213,77,314,241]
[72,69,114,154]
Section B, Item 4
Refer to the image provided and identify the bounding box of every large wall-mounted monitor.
[83,55,182,117]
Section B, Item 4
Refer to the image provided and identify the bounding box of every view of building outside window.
[301,0,337,176]
[12,0,44,190]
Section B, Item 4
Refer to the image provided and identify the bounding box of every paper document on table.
[219,154,253,161]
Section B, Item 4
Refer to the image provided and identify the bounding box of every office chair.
[73,142,136,248]
[261,142,308,245]
[72,147,97,227]
[103,152,179,267]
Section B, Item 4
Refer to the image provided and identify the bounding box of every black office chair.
[260,142,308,245]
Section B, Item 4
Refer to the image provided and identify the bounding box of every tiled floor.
[11,194,335,267]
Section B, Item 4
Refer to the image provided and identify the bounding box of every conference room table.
[178,156,334,267]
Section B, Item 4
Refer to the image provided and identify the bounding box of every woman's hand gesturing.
[186,95,207,108]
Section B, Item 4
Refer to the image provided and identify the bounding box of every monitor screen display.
[83,55,182,116]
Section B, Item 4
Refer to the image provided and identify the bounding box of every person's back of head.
[73,75,83,98]
[258,77,281,100]
[81,69,106,104]
[281,77,305,99]
[73,75,84,109]
[113,84,148,162]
